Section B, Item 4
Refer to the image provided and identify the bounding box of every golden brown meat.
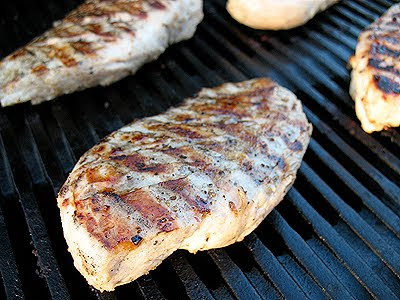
[57,78,312,291]
[350,3,400,133]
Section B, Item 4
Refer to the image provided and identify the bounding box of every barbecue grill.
[1,0,399,299]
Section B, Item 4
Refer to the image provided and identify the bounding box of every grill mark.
[32,65,48,75]
[219,123,266,150]
[160,178,210,215]
[269,155,286,171]
[75,193,134,250]
[51,26,84,38]
[371,44,400,58]
[121,132,147,143]
[161,146,215,175]
[65,1,149,22]
[288,141,303,152]
[9,48,28,60]
[46,45,77,67]
[368,58,400,76]
[121,189,177,233]
[86,24,116,41]
[110,153,167,174]
[194,86,274,118]
[112,22,135,36]
[147,124,208,139]
[377,35,400,45]
[373,75,400,94]
[71,41,96,55]
[168,126,206,139]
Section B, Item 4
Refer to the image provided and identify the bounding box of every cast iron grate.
[0,0,399,299]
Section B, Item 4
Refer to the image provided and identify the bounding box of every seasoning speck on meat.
[57,78,312,291]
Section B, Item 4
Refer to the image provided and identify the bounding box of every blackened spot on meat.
[59,184,69,198]
[268,155,286,170]
[131,235,143,245]
[289,141,303,152]
[135,162,146,169]
[373,75,400,94]
[277,158,286,170]
[371,44,400,58]
[378,35,400,45]
[110,155,127,160]
[102,191,123,202]
[368,59,400,76]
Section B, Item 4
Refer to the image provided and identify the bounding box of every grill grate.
[1,0,399,299]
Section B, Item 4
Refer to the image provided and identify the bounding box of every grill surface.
[1,0,399,299]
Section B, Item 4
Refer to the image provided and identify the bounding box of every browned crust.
[59,78,311,251]
[7,0,171,71]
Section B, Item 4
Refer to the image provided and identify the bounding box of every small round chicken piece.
[226,0,339,30]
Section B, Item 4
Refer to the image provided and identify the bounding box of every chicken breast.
[57,78,312,291]
[226,0,339,30]
[0,0,202,107]
[349,4,400,133]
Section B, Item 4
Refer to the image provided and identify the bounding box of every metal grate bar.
[0,205,24,300]
[169,253,214,300]
[267,210,355,299]
[208,249,262,299]
[0,113,70,299]
[243,233,308,299]
[299,163,400,275]
[287,188,397,298]
[308,138,400,235]
[136,275,166,300]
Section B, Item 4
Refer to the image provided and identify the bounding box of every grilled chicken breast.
[349,4,400,133]
[0,0,202,107]
[57,78,312,291]
[226,0,339,30]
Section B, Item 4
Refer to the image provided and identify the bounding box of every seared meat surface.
[0,0,202,106]
[350,3,400,133]
[57,78,312,291]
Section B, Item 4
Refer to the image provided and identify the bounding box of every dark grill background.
[1,0,399,299]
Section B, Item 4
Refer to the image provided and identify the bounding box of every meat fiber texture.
[57,78,312,291]
[0,0,203,106]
